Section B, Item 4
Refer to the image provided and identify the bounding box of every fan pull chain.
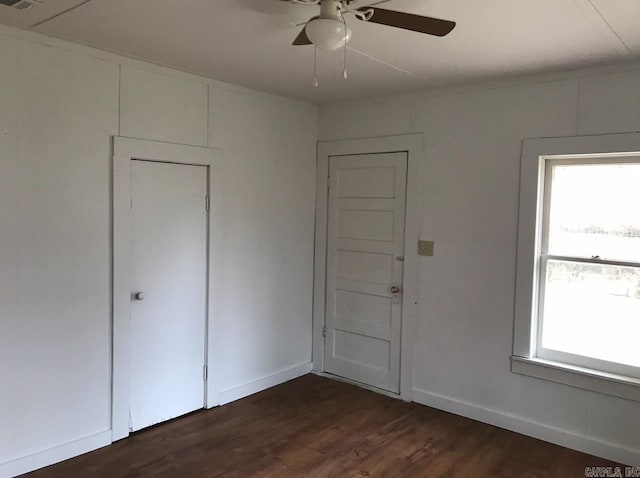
[343,33,348,78]
[341,10,348,79]
[313,46,319,87]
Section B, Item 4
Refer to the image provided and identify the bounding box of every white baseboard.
[0,430,111,478]
[413,388,640,467]
[219,362,313,405]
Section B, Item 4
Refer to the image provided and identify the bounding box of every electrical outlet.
[418,240,434,257]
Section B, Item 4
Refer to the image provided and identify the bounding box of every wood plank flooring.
[24,374,620,477]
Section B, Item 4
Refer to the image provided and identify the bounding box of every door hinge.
[322,325,327,338]
[205,195,210,211]
[203,364,208,381]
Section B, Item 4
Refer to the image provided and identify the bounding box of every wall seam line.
[118,64,122,137]
[575,78,582,136]
[206,84,211,148]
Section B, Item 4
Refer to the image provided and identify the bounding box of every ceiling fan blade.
[293,27,313,45]
[292,15,318,46]
[357,7,456,37]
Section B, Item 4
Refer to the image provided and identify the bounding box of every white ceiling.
[1,0,639,104]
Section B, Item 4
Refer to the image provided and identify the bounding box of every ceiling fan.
[282,0,456,51]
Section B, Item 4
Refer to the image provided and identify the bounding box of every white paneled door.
[325,153,408,393]
[129,160,208,432]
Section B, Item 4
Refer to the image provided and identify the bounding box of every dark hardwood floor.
[25,374,619,477]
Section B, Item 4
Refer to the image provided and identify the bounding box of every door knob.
[134,292,145,301]
[390,286,400,294]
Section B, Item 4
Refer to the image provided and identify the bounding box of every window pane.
[547,162,640,262]
[541,259,640,368]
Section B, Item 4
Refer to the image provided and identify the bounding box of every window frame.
[512,133,640,402]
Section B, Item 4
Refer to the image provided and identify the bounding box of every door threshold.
[312,371,409,402]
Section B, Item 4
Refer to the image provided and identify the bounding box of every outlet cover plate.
[418,240,434,257]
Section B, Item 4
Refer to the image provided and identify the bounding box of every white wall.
[320,64,640,465]
[209,88,317,399]
[0,31,119,468]
[0,25,317,476]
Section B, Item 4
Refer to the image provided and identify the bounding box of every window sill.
[511,356,640,402]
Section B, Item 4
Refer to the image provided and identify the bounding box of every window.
[513,134,640,401]
[539,160,640,376]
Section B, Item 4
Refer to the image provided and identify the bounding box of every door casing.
[313,134,423,400]
[112,136,223,441]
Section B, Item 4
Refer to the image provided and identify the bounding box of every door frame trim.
[111,136,223,441]
[313,134,423,400]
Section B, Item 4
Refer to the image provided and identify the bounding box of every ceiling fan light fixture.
[305,18,351,51]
